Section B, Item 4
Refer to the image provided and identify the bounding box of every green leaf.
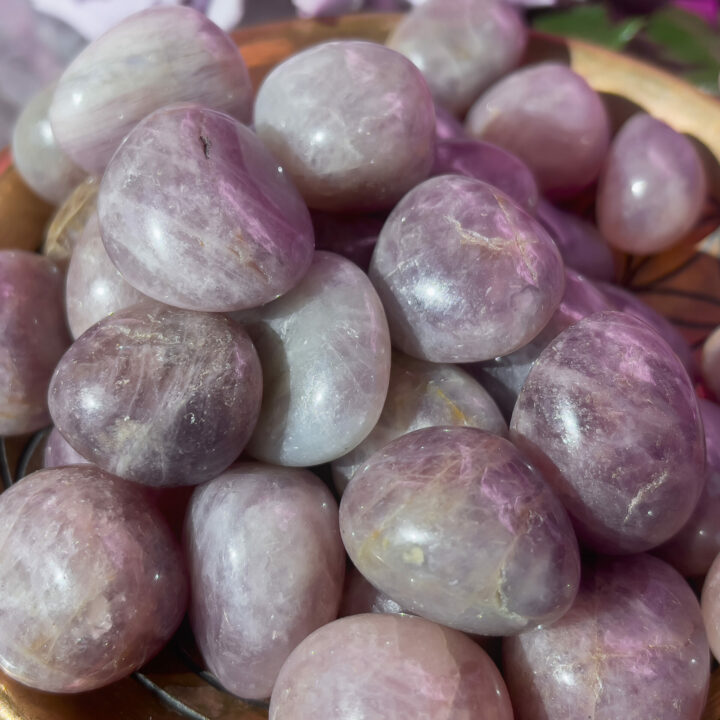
[532,5,646,50]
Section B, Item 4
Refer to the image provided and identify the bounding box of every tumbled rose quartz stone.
[701,552,720,661]
[269,614,514,720]
[49,6,253,175]
[0,465,188,693]
[703,325,720,399]
[44,426,90,468]
[386,0,526,115]
[537,199,616,282]
[186,463,345,700]
[48,302,262,487]
[597,113,706,254]
[433,138,539,214]
[11,84,85,205]
[0,251,71,436]
[505,554,710,720]
[369,174,564,363]
[340,426,580,635]
[311,210,385,272]
[66,214,147,338]
[254,40,435,212]
[339,565,405,617]
[471,268,612,418]
[466,63,610,197]
[331,351,507,494]
[434,103,466,140]
[236,251,391,467]
[98,103,314,312]
[511,311,705,554]
[655,398,720,577]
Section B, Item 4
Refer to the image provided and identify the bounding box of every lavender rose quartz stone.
[185,463,345,700]
[504,554,710,720]
[44,426,90,468]
[511,311,705,554]
[703,325,720,399]
[48,302,263,487]
[49,6,253,175]
[369,174,565,363]
[98,103,314,312]
[0,465,188,693]
[702,551,720,662]
[434,103,466,140]
[254,40,436,212]
[340,426,580,635]
[0,251,71,436]
[331,351,507,494]
[269,613,514,720]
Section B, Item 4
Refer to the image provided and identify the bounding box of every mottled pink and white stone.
[185,463,345,700]
[0,251,71,436]
[49,6,253,175]
[269,613,514,720]
[505,554,710,720]
[432,138,539,214]
[254,40,436,212]
[597,113,706,254]
[339,565,405,617]
[466,63,610,197]
[369,174,564,362]
[98,103,314,312]
[511,311,705,554]
[340,426,580,635]
[65,214,147,337]
[48,302,262,486]
[43,426,90,468]
[0,465,188,693]
[331,351,507,493]
[386,0,527,115]
[236,251,391,467]
[655,398,720,577]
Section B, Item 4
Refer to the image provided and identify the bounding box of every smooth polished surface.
[254,40,435,211]
[703,552,720,663]
[511,311,705,554]
[598,113,706,255]
[269,614,514,720]
[186,463,345,701]
[48,303,263,486]
[505,554,710,720]
[0,466,187,693]
[703,324,720,398]
[49,6,253,175]
[387,0,526,114]
[466,63,610,197]
[43,426,90,468]
[331,351,507,494]
[98,103,314,312]
[369,174,564,362]
[0,251,70,436]
[340,426,580,635]
[238,251,391,467]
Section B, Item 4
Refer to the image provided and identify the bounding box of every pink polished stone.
[237,251,391,467]
[269,613,514,720]
[472,268,612,418]
[98,103,314,312]
[466,63,610,197]
[11,84,85,205]
[511,311,705,554]
[434,103,466,140]
[339,565,405,617]
[702,552,720,661]
[597,113,706,254]
[655,398,720,577]
[48,302,262,487]
[369,175,564,363]
[254,40,436,212]
[505,554,710,720]
[186,462,345,700]
[0,251,70,436]
[49,6,253,175]
[331,351,507,494]
[44,426,90,467]
[311,210,385,272]
[598,281,696,377]
[65,213,147,337]
[433,138,539,214]
[536,199,616,282]
[386,0,527,115]
[0,465,187,693]
[340,426,580,635]
[704,327,720,400]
